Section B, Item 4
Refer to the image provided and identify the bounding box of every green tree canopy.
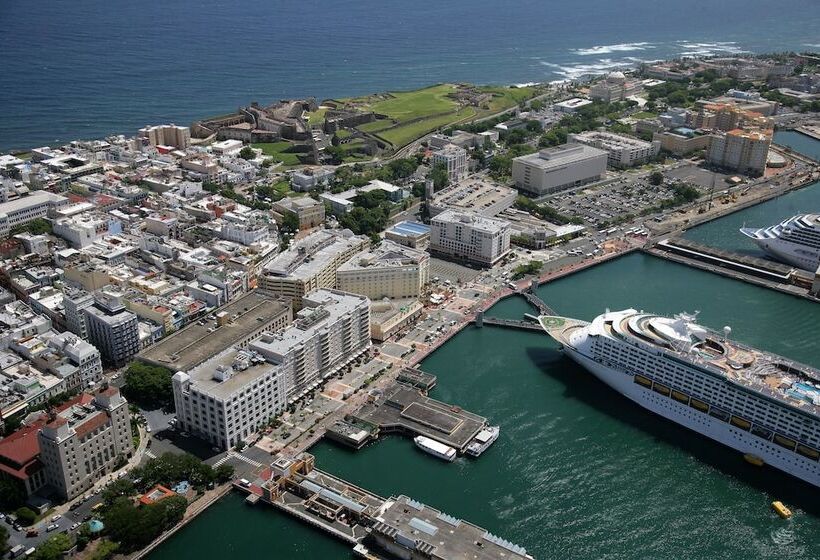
[238,146,255,160]
[122,362,173,410]
[15,506,37,526]
[31,533,72,560]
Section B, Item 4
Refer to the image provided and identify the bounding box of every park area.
[308,83,537,150]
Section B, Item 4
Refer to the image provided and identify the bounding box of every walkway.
[214,451,264,469]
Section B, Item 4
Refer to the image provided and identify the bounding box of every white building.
[589,72,642,103]
[431,144,468,183]
[211,139,244,155]
[706,129,771,176]
[512,144,608,196]
[291,168,335,191]
[172,289,370,449]
[568,132,661,168]
[336,240,429,300]
[38,386,133,500]
[0,192,69,237]
[429,178,516,218]
[138,124,191,149]
[430,210,511,267]
[46,331,103,388]
[259,229,369,309]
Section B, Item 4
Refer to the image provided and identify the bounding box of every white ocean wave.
[539,58,636,80]
[675,40,745,57]
[803,43,820,49]
[571,42,654,56]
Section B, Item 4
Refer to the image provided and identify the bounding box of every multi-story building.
[272,198,326,230]
[430,210,511,267]
[258,229,369,309]
[568,132,661,168]
[0,192,69,238]
[38,386,133,500]
[589,72,642,102]
[429,179,516,218]
[172,289,370,449]
[431,144,468,183]
[138,124,191,149]
[653,129,712,156]
[336,240,429,300]
[706,129,772,176]
[63,286,94,340]
[46,332,103,389]
[290,168,334,192]
[83,292,140,367]
[512,144,608,196]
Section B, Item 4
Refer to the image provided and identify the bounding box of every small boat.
[743,453,764,467]
[414,435,456,462]
[772,501,792,519]
[466,426,500,457]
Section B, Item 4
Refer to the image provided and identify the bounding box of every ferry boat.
[466,426,500,457]
[740,214,820,271]
[539,310,820,488]
[414,435,456,462]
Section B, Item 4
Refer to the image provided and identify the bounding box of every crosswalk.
[213,451,263,469]
[145,450,157,459]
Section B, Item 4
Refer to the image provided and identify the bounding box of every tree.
[0,525,8,556]
[103,495,188,552]
[649,171,664,186]
[101,478,136,505]
[15,506,37,526]
[0,478,26,511]
[429,163,449,190]
[214,464,235,483]
[279,211,300,234]
[122,362,173,410]
[31,533,72,560]
[10,218,52,236]
[238,146,255,160]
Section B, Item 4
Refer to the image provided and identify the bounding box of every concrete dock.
[349,383,488,454]
[237,452,533,560]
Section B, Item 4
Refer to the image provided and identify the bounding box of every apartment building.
[706,129,772,176]
[431,144,468,183]
[430,210,511,267]
[589,72,642,102]
[568,132,661,168]
[172,289,370,449]
[83,292,140,367]
[336,240,429,300]
[258,229,369,309]
[272,197,326,230]
[138,124,191,149]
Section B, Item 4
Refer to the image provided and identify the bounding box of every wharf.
[347,383,488,454]
[237,452,533,560]
[646,239,818,302]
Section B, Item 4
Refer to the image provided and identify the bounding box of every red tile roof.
[74,412,109,439]
[53,393,94,414]
[0,417,47,474]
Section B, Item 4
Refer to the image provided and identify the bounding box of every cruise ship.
[740,214,820,271]
[540,310,820,488]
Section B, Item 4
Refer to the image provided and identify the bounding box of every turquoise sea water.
[2,0,820,151]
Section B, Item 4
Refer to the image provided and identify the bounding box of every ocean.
[1,0,819,151]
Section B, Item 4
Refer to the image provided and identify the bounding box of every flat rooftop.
[352,384,486,452]
[337,240,426,272]
[515,143,608,169]
[386,221,430,239]
[137,290,290,372]
[264,229,366,280]
[184,347,276,399]
[375,495,532,560]
[431,179,516,215]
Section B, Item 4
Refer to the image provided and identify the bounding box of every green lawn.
[377,107,477,147]
[357,119,396,133]
[306,107,328,125]
[335,129,352,139]
[632,111,658,120]
[478,85,537,113]
[365,84,460,121]
[252,142,302,166]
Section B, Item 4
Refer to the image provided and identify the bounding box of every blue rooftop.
[389,221,430,237]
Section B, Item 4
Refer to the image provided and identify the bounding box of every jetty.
[236,452,533,560]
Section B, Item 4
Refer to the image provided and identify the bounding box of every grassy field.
[631,111,658,120]
[252,142,302,166]
[377,107,477,147]
[306,107,328,125]
[316,83,539,149]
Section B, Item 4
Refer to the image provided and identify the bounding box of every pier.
[334,382,489,454]
[237,452,533,560]
[647,237,818,302]
[474,313,544,332]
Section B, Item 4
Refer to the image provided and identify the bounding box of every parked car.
[50,514,61,522]
[46,524,59,532]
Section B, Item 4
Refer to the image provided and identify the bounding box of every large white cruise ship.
[540,310,820,487]
[740,214,820,271]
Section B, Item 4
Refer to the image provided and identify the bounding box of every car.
[145,426,152,433]
[70,523,80,531]
[25,529,38,538]
[51,514,61,522]
[13,523,22,531]
[69,502,80,511]
[46,524,59,532]
[93,488,102,495]
[82,515,92,522]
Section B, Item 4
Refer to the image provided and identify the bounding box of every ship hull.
[741,228,820,271]
[563,346,820,488]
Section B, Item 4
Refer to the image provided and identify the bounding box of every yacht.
[466,426,500,457]
[414,435,456,462]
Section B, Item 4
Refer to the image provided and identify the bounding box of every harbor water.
[148,252,820,560]
[148,134,820,558]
